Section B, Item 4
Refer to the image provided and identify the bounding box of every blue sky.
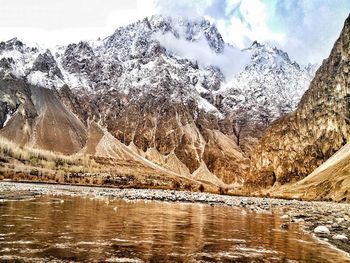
[0,0,349,64]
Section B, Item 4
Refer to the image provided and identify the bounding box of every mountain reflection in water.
[0,196,349,263]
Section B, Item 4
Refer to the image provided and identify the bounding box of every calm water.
[0,196,349,263]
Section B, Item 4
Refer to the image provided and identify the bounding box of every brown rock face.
[249,14,350,188]
[72,90,248,185]
[201,129,249,184]
[0,80,87,154]
[272,141,350,202]
[0,78,37,145]
[0,74,248,185]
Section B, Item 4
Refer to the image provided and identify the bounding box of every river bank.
[1,181,350,259]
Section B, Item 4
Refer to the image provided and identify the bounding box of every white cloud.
[153,32,250,79]
[151,0,285,53]
[210,0,286,49]
[0,0,156,47]
[273,0,350,64]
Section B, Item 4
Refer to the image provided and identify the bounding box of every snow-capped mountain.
[218,41,316,126]
[0,16,315,116]
[0,15,317,185]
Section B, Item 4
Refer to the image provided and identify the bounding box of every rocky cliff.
[249,14,350,188]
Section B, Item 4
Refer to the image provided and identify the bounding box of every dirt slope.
[273,142,350,202]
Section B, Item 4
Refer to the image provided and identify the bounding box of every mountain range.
[0,14,327,192]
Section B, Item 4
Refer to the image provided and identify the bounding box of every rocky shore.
[1,181,350,258]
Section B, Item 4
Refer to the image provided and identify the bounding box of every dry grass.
[0,136,91,166]
[0,136,113,186]
[0,136,221,194]
[0,136,187,190]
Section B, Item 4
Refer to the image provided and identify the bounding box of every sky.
[0,0,349,64]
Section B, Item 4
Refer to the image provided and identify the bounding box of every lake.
[0,195,349,262]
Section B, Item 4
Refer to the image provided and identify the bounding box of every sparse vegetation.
[0,136,217,193]
[0,136,93,168]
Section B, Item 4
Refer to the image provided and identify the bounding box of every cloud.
[153,32,250,79]
[219,0,286,47]
[0,0,156,47]
[271,0,350,63]
[152,0,285,47]
[0,0,137,29]
[153,0,350,64]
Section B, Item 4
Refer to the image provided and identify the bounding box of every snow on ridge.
[26,71,65,89]
[0,15,318,126]
[197,96,223,119]
[3,112,13,127]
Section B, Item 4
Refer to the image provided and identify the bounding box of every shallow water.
[0,196,349,263]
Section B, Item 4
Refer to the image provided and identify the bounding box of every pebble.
[332,234,348,241]
[335,218,345,223]
[281,214,289,220]
[314,226,330,234]
[292,218,304,223]
[281,223,289,230]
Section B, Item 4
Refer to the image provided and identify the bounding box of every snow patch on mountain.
[3,112,13,127]
[27,71,65,89]
[0,39,39,78]
[197,96,223,118]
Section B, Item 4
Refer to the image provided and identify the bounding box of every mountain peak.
[250,40,262,48]
[0,37,25,52]
[149,15,224,53]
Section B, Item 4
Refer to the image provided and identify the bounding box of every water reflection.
[0,196,348,263]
